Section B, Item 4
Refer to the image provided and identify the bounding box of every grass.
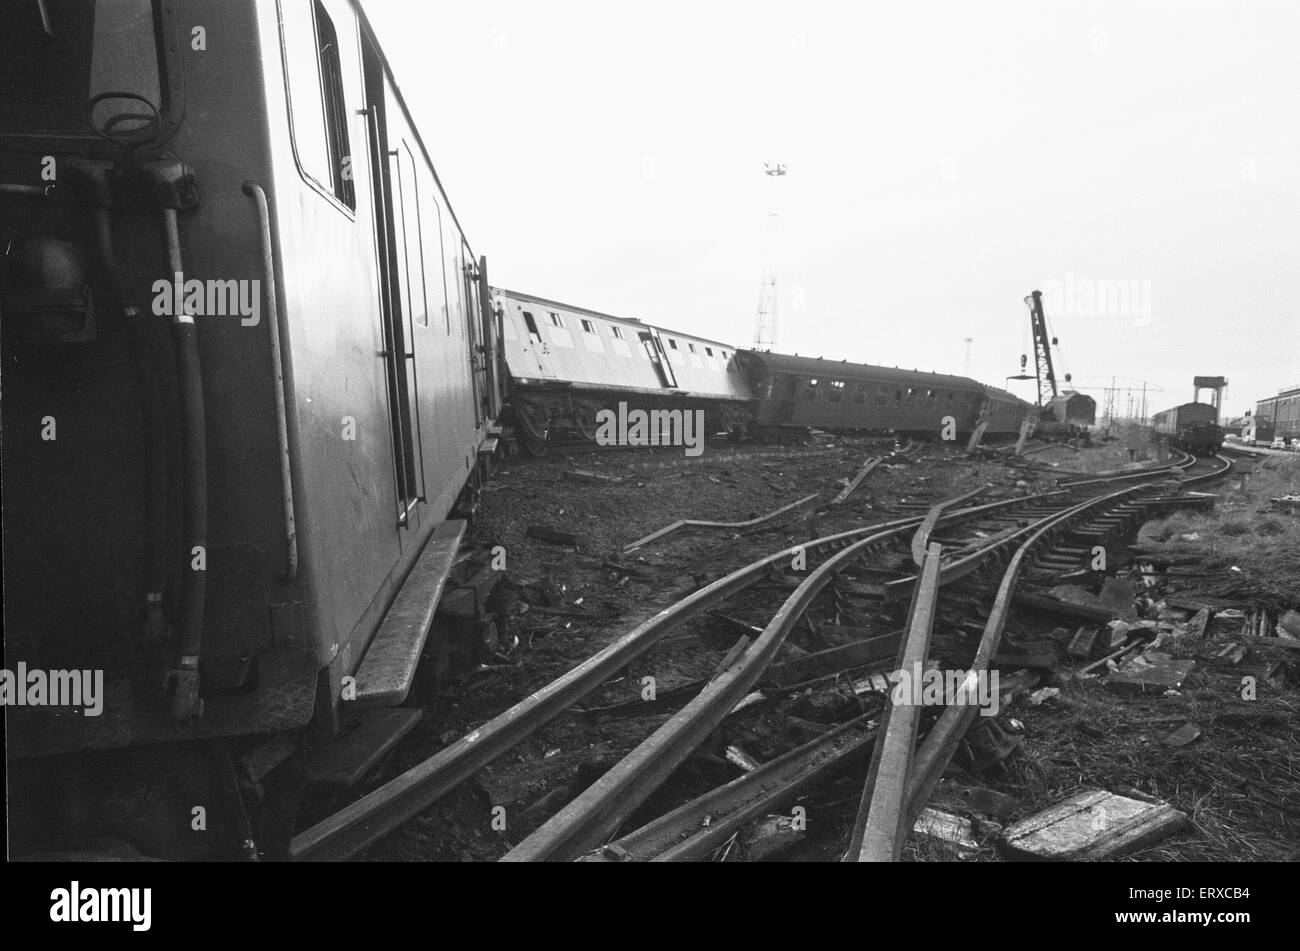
[1143,457,1300,601]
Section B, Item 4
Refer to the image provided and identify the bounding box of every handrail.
[243,181,298,581]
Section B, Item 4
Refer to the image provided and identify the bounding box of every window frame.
[278,0,358,218]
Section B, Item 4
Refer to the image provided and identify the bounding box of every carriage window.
[828,380,846,403]
[282,0,355,210]
[705,347,714,357]
[609,326,625,339]
[548,312,565,327]
[522,311,543,343]
[313,2,354,209]
[667,338,679,349]
[805,378,820,401]
[895,390,902,402]
[580,319,595,333]
[854,384,868,404]
[688,343,697,354]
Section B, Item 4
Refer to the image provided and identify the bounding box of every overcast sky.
[365,0,1299,417]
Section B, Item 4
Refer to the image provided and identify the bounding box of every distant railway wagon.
[494,288,753,451]
[1255,387,1300,444]
[737,352,1032,439]
[1151,402,1223,454]
[1043,391,1096,427]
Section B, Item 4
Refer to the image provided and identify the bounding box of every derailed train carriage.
[493,288,753,452]
[737,351,1032,440]
[2,0,505,859]
[494,288,1034,449]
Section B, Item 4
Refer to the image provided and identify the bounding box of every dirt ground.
[349,437,1299,862]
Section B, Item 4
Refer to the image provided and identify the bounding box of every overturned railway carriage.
[1151,402,1223,454]
[494,288,753,450]
[1,0,503,859]
[738,351,1032,439]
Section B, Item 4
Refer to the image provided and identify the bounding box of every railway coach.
[494,287,753,452]
[736,351,1033,440]
[2,0,503,859]
[1151,402,1224,454]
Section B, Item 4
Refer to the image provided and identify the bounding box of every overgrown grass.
[1145,457,1300,601]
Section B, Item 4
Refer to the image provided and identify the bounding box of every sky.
[364,0,1300,418]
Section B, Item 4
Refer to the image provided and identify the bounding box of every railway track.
[289,452,1231,862]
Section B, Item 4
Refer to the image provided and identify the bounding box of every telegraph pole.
[753,162,786,351]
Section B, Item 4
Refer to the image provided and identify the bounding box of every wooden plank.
[999,789,1188,861]
[353,520,465,707]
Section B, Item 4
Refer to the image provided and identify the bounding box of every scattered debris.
[932,781,1020,819]
[912,807,982,857]
[740,814,806,862]
[1164,722,1203,747]
[1106,650,1196,694]
[1027,687,1061,706]
[999,788,1189,861]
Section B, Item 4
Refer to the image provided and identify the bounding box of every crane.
[1023,289,1057,407]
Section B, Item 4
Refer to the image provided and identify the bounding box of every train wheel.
[574,402,601,442]
[514,399,551,443]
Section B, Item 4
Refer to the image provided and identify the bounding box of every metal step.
[353,520,466,707]
[306,708,423,789]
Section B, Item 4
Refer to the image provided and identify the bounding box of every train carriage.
[494,288,753,447]
[2,0,503,859]
[737,351,1031,439]
[1151,402,1223,454]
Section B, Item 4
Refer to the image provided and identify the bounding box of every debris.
[1242,636,1300,653]
[912,807,981,856]
[1068,626,1099,659]
[999,788,1188,861]
[932,781,1020,819]
[963,718,1022,772]
[740,814,805,862]
[995,639,1068,670]
[1027,687,1061,706]
[1163,722,1202,747]
[1106,650,1196,694]
[1210,642,1247,666]
[1280,610,1300,640]
[1176,607,1210,639]
[1014,590,1117,623]
[1096,577,1138,619]
[724,746,762,772]
[526,525,584,547]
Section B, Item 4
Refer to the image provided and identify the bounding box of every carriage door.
[638,331,678,388]
[363,44,421,528]
[461,250,486,425]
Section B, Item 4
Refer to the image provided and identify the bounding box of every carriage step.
[306,708,423,788]
[352,520,466,707]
